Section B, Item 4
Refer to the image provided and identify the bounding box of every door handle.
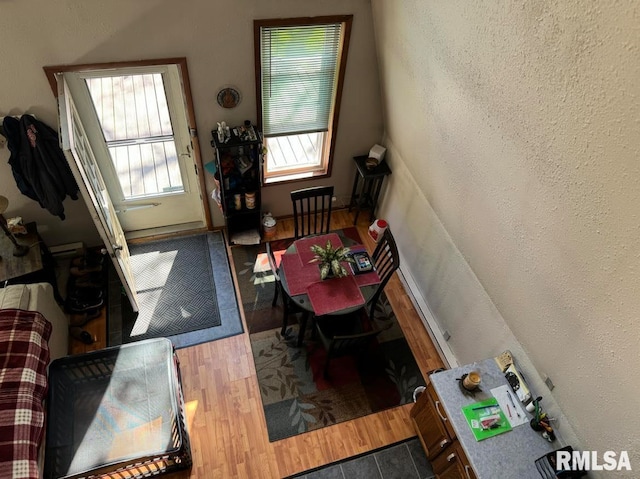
[435,400,448,422]
[112,244,123,252]
[115,203,160,213]
[180,144,192,158]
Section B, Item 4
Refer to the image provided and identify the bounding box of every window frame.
[254,15,353,185]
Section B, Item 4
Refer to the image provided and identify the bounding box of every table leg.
[371,177,384,221]
[349,171,359,213]
[297,311,310,347]
[39,243,64,304]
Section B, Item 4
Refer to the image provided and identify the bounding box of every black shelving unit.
[211,125,263,245]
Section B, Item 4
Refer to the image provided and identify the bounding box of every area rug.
[120,231,243,348]
[232,228,425,441]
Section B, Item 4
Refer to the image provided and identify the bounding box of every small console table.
[348,155,392,224]
[0,221,62,303]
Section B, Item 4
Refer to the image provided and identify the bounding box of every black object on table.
[348,155,392,224]
[44,338,192,479]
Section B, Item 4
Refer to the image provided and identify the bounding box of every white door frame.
[57,75,139,312]
[62,66,204,234]
[44,58,212,239]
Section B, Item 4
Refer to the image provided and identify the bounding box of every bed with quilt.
[0,283,68,479]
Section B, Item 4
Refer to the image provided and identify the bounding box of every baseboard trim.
[50,241,85,258]
[397,262,458,369]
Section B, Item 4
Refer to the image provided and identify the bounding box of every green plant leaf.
[331,259,341,277]
[320,263,330,280]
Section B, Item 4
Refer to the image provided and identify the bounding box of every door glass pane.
[85,73,184,199]
[71,110,115,236]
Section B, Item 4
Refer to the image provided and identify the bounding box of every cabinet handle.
[447,453,456,462]
[464,465,472,479]
[435,400,448,422]
[439,439,449,449]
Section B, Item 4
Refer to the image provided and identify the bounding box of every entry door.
[57,76,139,312]
[61,65,204,234]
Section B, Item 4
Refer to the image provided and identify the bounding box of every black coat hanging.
[4,114,79,220]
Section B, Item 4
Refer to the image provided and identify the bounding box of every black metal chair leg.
[323,344,334,379]
[297,312,309,346]
[280,296,290,336]
[272,281,279,307]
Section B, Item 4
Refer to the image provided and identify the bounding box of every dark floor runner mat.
[123,233,221,342]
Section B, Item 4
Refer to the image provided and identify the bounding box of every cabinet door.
[432,442,477,479]
[428,383,456,440]
[410,387,453,460]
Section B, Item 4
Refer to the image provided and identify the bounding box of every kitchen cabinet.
[431,441,476,479]
[411,383,476,479]
[423,360,559,478]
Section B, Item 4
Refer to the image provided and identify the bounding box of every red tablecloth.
[306,275,365,316]
[281,253,321,296]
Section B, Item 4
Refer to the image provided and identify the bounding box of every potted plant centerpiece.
[309,241,354,280]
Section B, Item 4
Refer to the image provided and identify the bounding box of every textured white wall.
[0,0,382,246]
[372,0,640,474]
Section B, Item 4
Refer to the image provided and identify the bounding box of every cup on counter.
[462,370,482,391]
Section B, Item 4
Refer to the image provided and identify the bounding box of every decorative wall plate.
[217,87,241,108]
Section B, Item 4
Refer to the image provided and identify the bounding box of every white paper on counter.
[490,385,529,427]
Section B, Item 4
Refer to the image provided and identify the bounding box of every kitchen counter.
[430,359,560,478]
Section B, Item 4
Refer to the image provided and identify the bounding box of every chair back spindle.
[290,186,334,239]
[368,229,400,319]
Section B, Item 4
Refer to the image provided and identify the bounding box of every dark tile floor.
[288,438,434,479]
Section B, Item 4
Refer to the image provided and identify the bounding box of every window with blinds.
[255,16,352,182]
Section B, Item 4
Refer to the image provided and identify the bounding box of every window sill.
[263,169,330,186]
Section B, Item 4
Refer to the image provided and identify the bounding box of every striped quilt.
[0,309,51,479]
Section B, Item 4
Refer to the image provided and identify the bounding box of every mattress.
[0,309,51,479]
[0,283,69,478]
[0,282,68,361]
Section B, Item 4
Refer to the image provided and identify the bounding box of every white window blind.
[260,23,342,137]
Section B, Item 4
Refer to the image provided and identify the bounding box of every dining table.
[279,231,382,346]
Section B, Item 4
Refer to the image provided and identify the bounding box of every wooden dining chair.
[266,241,307,337]
[290,186,334,239]
[366,228,400,320]
[314,313,392,379]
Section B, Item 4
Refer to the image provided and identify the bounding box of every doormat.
[120,231,243,348]
[231,228,424,441]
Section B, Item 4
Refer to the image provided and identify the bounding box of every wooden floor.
[167,210,446,479]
